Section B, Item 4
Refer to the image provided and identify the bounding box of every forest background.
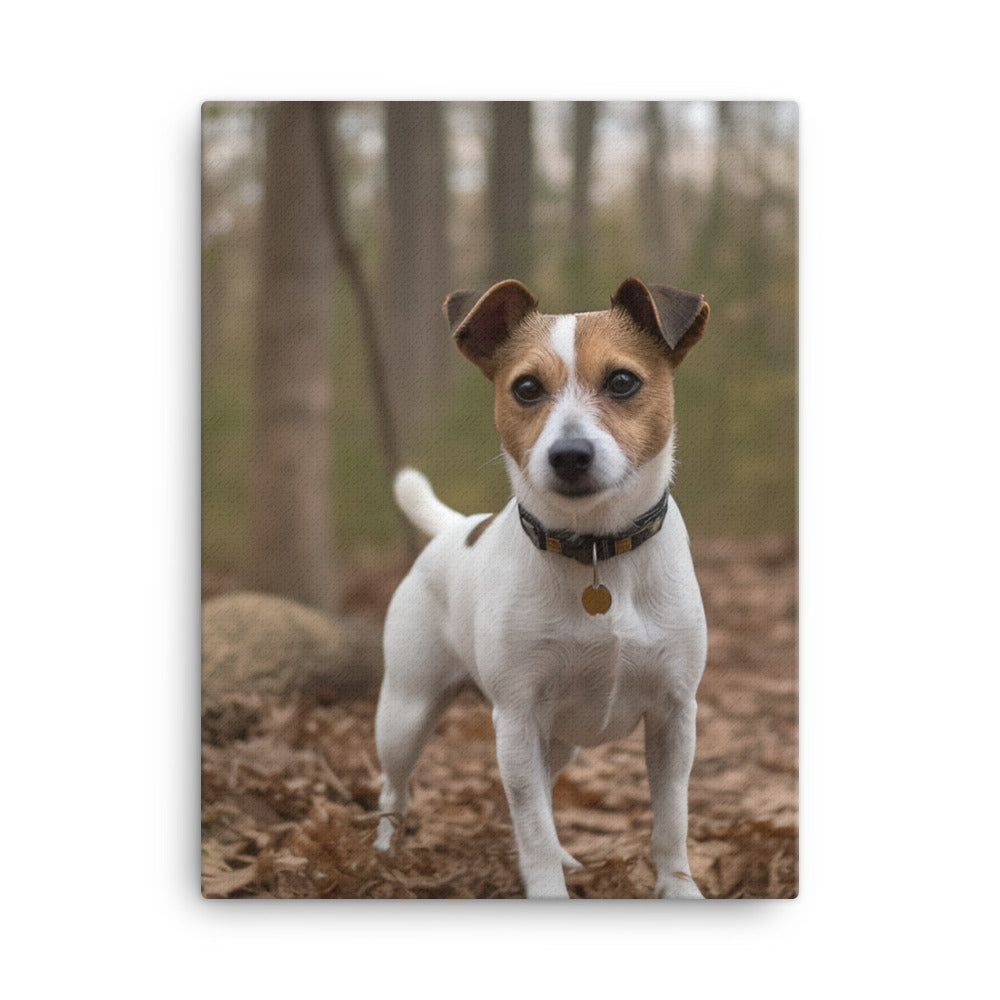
[201,100,797,609]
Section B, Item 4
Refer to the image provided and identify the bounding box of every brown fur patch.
[573,311,676,467]
[490,313,569,468]
[465,513,497,547]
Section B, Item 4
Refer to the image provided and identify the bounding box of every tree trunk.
[641,101,670,280]
[489,102,533,281]
[250,102,337,613]
[567,101,597,302]
[383,102,450,445]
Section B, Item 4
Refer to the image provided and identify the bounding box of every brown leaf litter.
[202,535,797,898]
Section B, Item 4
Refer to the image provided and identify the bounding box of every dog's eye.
[605,369,642,400]
[512,375,545,405]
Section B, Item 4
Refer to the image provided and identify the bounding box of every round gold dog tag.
[582,584,612,615]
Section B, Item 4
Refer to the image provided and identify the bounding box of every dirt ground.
[201,535,797,898]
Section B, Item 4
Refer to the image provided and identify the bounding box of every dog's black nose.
[548,438,595,484]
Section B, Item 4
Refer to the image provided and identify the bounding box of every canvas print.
[201,101,798,898]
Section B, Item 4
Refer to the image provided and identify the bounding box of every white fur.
[375,332,707,900]
[547,313,577,374]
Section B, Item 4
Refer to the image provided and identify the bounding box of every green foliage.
[202,336,252,569]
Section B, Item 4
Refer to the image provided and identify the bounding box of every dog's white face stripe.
[547,313,577,376]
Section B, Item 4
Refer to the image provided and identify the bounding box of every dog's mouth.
[546,465,632,504]
[551,477,603,498]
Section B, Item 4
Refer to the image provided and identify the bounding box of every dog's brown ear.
[444,290,482,333]
[446,279,538,378]
[611,277,709,367]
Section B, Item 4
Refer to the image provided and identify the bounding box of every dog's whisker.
[474,452,506,473]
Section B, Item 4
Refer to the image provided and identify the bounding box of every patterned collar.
[516,491,670,565]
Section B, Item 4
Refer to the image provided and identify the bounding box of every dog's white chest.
[545,629,642,746]
[456,503,706,750]
[484,592,689,748]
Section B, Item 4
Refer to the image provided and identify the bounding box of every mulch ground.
[201,535,797,898]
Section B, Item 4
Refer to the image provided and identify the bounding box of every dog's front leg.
[493,709,569,899]
[644,699,704,899]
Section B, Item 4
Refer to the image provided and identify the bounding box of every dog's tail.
[393,468,465,539]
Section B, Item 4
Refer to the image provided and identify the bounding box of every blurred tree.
[640,101,670,280]
[384,102,450,443]
[250,102,337,613]
[566,101,596,302]
[489,102,533,281]
[697,101,733,275]
[310,103,420,557]
[200,140,222,361]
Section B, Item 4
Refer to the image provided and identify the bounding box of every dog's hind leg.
[374,603,463,852]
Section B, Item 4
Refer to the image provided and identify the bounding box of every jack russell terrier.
[374,277,710,898]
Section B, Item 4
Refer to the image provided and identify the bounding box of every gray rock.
[202,592,383,704]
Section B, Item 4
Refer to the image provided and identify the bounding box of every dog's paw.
[655,871,704,899]
[374,816,397,852]
[560,848,583,871]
